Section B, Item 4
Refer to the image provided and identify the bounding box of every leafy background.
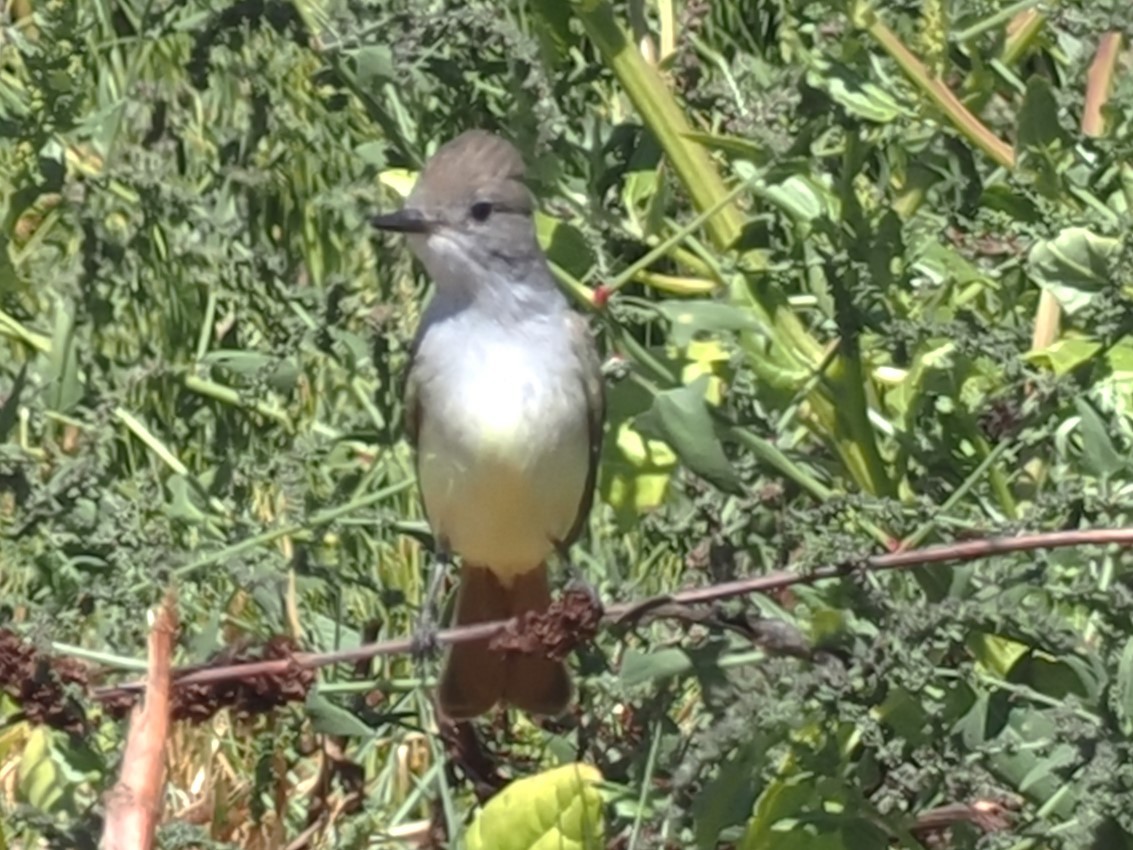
[3,0,1133,847]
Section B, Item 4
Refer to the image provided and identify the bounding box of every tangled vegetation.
[3,0,1133,848]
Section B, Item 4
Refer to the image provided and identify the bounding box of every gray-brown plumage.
[373,130,605,719]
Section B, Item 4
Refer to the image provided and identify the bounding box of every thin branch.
[88,527,1133,703]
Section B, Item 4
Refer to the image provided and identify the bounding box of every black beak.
[370,207,431,234]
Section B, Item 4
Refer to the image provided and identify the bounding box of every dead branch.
[102,591,177,850]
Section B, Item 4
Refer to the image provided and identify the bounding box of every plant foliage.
[3,0,1133,848]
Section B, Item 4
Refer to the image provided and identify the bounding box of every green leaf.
[18,728,65,811]
[804,59,908,123]
[1016,76,1072,153]
[307,611,362,652]
[0,361,28,440]
[1073,398,1126,480]
[620,648,693,686]
[45,299,82,413]
[656,300,763,348]
[739,773,822,850]
[354,140,387,169]
[1026,338,1102,374]
[304,692,374,738]
[757,175,830,226]
[201,350,300,393]
[466,763,605,850]
[351,45,395,88]
[1116,638,1133,735]
[682,131,773,166]
[165,474,209,525]
[529,0,580,66]
[635,376,743,494]
[984,707,1077,818]
[537,214,596,281]
[1016,76,1073,197]
[692,740,766,850]
[1017,745,1077,794]
[1028,227,1121,315]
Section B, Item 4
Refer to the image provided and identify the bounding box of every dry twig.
[102,592,178,850]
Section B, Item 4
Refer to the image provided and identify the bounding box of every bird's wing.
[403,331,424,449]
[563,311,606,547]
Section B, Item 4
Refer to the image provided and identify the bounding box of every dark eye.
[469,201,493,222]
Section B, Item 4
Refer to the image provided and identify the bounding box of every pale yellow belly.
[415,362,590,582]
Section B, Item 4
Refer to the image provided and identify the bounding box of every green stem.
[951,0,1043,42]
[571,1,745,252]
[858,4,1015,169]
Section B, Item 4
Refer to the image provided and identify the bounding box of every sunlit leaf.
[635,376,743,494]
[1028,227,1121,315]
[466,763,605,850]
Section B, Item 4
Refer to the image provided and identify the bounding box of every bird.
[371,130,605,719]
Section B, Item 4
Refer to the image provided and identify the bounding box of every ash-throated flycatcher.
[371,130,605,719]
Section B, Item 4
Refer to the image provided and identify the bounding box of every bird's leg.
[410,548,451,659]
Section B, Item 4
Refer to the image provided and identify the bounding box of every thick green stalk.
[573,0,895,501]
[571,1,744,251]
[571,1,823,363]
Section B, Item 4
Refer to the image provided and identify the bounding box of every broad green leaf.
[619,648,692,686]
[466,763,605,850]
[1018,745,1078,794]
[692,740,766,850]
[985,707,1077,818]
[912,240,992,288]
[1026,337,1102,374]
[757,175,830,225]
[874,687,930,745]
[45,299,82,413]
[305,692,374,738]
[1028,227,1121,315]
[354,141,387,169]
[968,633,1030,679]
[635,376,743,494]
[953,690,995,750]
[18,728,64,811]
[804,60,908,123]
[656,300,762,348]
[201,350,300,393]
[529,0,581,66]
[1072,398,1126,480]
[599,374,678,523]
[307,611,362,652]
[537,214,596,281]
[1017,76,1072,153]
[1016,76,1072,196]
[682,339,730,405]
[739,773,821,850]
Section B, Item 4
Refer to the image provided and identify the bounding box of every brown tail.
[437,563,572,720]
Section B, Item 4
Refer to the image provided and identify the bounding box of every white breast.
[413,315,591,581]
